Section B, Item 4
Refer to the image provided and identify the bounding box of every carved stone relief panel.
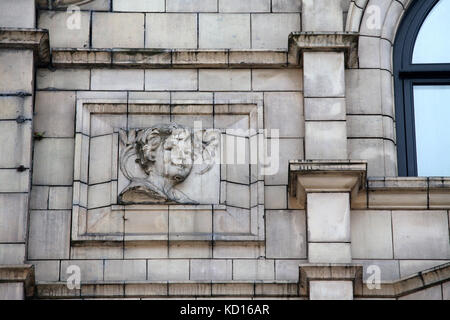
[72,97,266,242]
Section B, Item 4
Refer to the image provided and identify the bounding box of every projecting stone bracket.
[288,32,359,68]
[0,28,50,66]
[288,160,367,210]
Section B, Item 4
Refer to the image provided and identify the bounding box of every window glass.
[412,0,450,64]
[413,85,450,176]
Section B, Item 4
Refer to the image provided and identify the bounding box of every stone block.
[309,281,353,300]
[302,0,343,32]
[304,98,346,121]
[124,242,168,259]
[0,0,35,28]
[0,283,24,300]
[0,244,25,264]
[443,282,449,300]
[71,245,123,259]
[34,91,76,138]
[399,286,442,300]
[308,243,352,263]
[226,183,250,208]
[0,96,33,120]
[49,187,73,210]
[233,260,275,281]
[38,10,90,48]
[266,210,307,258]
[0,170,28,193]
[169,207,212,237]
[91,69,144,90]
[124,209,168,235]
[104,260,147,281]
[305,121,347,159]
[190,259,232,281]
[392,211,450,259]
[145,69,197,91]
[264,92,304,138]
[348,139,385,176]
[60,260,104,281]
[303,52,345,97]
[272,0,301,12]
[169,241,212,258]
[92,12,145,48]
[199,69,251,91]
[219,0,270,12]
[358,36,381,69]
[351,210,393,259]
[146,13,197,49]
[199,14,251,49]
[147,259,189,281]
[346,69,382,114]
[252,69,303,91]
[167,0,217,12]
[252,13,300,49]
[32,138,74,185]
[28,210,71,259]
[348,115,383,138]
[399,260,450,278]
[37,69,90,90]
[0,50,33,93]
[353,259,400,282]
[264,186,287,209]
[79,0,111,10]
[213,242,264,258]
[264,138,303,185]
[308,193,350,242]
[0,194,27,242]
[33,260,60,282]
[31,187,50,211]
[275,260,305,281]
[0,121,32,167]
[113,0,165,12]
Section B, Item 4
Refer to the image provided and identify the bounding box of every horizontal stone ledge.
[0,264,35,298]
[288,32,359,68]
[0,28,50,65]
[35,281,302,299]
[51,48,293,69]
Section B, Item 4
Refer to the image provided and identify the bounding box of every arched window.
[394,0,450,176]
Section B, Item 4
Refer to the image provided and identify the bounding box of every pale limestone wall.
[0,0,449,300]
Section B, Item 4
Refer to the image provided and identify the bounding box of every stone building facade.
[0,0,449,300]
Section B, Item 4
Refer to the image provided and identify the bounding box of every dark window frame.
[394,0,450,176]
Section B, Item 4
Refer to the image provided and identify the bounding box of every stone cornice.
[51,48,292,69]
[288,32,359,68]
[0,28,50,65]
[0,264,35,299]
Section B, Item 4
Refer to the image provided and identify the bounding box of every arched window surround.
[394,0,450,176]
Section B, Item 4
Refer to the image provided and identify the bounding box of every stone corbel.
[288,160,367,209]
[0,28,50,66]
[288,32,359,68]
[299,264,363,298]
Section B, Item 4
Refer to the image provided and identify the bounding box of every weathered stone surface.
[28,210,71,259]
[113,0,165,12]
[199,14,250,49]
[310,281,353,300]
[265,186,287,209]
[104,260,147,281]
[308,193,350,242]
[0,194,27,242]
[147,259,189,280]
[60,260,104,281]
[190,259,232,281]
[219,0,270,12]
[252,14,300,49]
[351,210,393,259]
[32,260,60,282]
[49,187,73,210]
[37,69,90,90]
[275,260,305,281]
[0,121,32,167]
[233,260,275,281]
[32,138,74,185]
[146,69,197,91]
[272,0,301,12]
[199,69,251,91]
[399,260,450,278]
[34,91,76,138]
[0,283,24,300]
[0,0,35,28]
[92,12,145,48]
[38,11,90,48]
[308,243,352,263]
[399,285,443,300]
[302,0,343,32]
[0,244,25,264]
[91,69,144,90]
[0,170,29,193]
[392,211,450,259]
[0,50,33,93]
[252,69,303,91]
[266,210,306,258]
[264,92,304,138]
[304,98,346,121]
[146,14,197,49]
[167,0,217,12]
[305,121,347,159]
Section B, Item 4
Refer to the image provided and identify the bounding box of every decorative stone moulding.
[51,0,94,7]
[288,32,359,68]
[0,265,35,299]
[0,28,50,65]
[72,97,267,243]
[288,160,367,209]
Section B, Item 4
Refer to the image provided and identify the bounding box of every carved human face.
[153,128,193,183]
